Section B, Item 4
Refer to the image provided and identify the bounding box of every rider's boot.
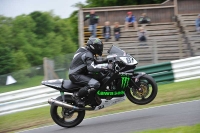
[88,88,102,106]
[72,86,88,106]
[72,92,85,107]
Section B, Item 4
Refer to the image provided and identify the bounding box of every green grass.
[0,78,200,133]
[0,76,43,93]
[136,124,200,133]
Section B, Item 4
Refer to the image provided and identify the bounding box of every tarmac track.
[20,100,200,133]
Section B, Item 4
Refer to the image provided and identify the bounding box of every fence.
[81,0,200,26]
[0,65,44,94]
[0,86,58,115]
[135,56,200,83]
[0,53,75,93]
[178,0,200,14]
[0,56,200,116]
[0,65,43,86]
[43,53,74,80]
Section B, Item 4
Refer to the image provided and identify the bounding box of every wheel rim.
[54,101,80,123]
[131,77,154,101]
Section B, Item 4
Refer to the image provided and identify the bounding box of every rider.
[69,38,109,106]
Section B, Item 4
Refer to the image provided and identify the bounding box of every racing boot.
[72,92,85,107]
[88,88,102,106]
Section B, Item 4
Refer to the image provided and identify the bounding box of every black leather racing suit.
[69,47,107,97]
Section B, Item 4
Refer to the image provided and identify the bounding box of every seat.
[62,80,83,92]
[41,79,63,89]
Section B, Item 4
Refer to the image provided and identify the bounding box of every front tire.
[125,74,158,105]
[50,95,85,128]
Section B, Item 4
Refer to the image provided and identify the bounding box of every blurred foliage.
[75,0,166,7]
[0,12,78,75]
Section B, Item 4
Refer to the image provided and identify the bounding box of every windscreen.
[107,45,125,56]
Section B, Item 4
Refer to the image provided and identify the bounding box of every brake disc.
[62,108,74,119]
[132,82,149,98]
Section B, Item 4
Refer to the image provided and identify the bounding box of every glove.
[107,63,113,70]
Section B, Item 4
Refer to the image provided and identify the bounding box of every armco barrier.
[135,56,200,83]
[135,62,174,83]
[0,56,200,115]
[0,85,55,103]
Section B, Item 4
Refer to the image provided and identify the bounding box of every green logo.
[94,38,100,43]
[97,90,125,96]
[121,77,130,88]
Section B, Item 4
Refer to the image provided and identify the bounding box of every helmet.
[86,38,103,56]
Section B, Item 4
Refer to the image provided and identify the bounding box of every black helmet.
[86,38,103,56]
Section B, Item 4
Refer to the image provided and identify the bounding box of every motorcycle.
[42,45,158,128]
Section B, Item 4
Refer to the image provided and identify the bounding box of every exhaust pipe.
[48,98,79,110]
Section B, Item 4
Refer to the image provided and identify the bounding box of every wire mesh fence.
[43,53,74,80]
[0,65,43,86]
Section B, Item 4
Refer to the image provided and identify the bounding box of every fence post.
[136,43,139,63]
[178,35,183,58]
[43,57,48,80]
[78,8,84,47]
[43,57,59,80]
[153,40,158,64]
[174,0,178,15]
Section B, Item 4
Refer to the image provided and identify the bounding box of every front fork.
[130,72,146,92]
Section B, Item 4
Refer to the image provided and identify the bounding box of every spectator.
[125,11,138,30]
[103,21,111,42]
[137,27,147,45]
[84,10,99,37]
[195,14,200,32]
[113,22,121,41]
[138,13,151,24]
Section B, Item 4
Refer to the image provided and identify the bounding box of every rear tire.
[125,74,158,105]
[50,95,85,128]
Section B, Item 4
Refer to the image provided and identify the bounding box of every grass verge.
[0,76,43,93]
[136,123,200,133]
[0,78,200,133]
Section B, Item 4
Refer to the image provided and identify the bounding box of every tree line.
[74,0,166,8]
[0,11,78,75]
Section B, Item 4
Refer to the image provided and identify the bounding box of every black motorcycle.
[42,45,158,128]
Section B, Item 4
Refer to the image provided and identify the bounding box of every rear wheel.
[50,95,85,128]
[125,74,158,105]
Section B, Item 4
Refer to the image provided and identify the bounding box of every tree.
[0,12,78,75]
[13,50,30,70]
[0,47,14,75]
[0,16,15,74]
[29,11,55,38]
[66,11,79,46]
[84,0,166,7]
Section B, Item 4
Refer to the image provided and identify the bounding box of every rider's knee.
[93,81,100,89]
[88,79,100,89]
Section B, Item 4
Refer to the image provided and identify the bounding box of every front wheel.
[50,95,85,128]
[125,74,158,105]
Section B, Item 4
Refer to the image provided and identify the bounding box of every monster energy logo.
[121,77,130,88]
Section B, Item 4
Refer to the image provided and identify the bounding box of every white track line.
[18,99,200,133]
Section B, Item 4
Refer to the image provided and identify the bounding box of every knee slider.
[88,79,100,89]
